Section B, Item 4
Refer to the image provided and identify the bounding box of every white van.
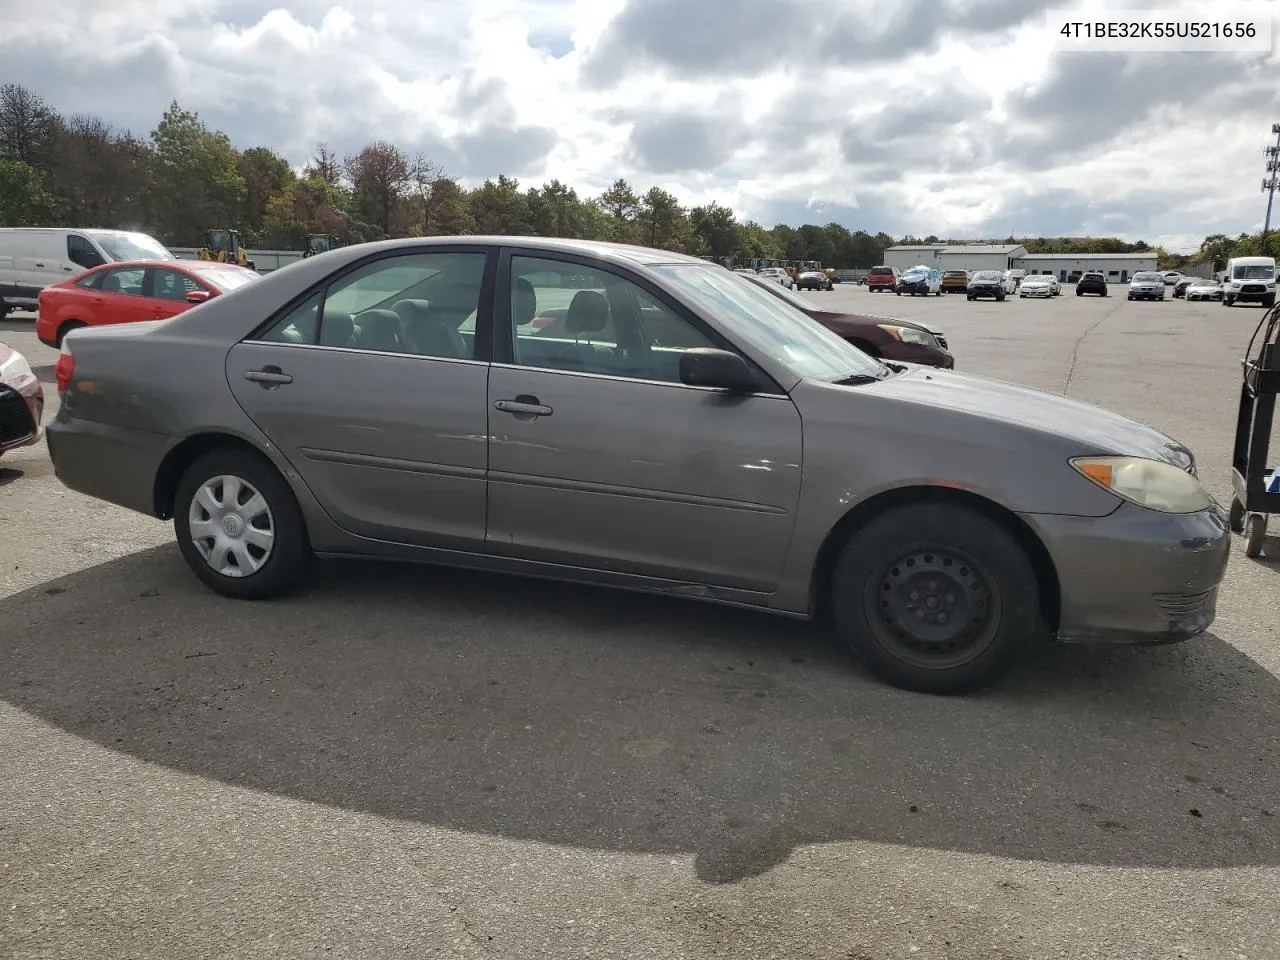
[1222,255,1276,308]
[0,228,174,314]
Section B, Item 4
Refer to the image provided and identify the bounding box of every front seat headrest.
[514,278,537,326]
[392,298,432,324]
[565,290,609,335]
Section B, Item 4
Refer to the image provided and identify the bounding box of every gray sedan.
[46,237,1230,694]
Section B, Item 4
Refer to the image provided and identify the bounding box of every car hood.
[812,309,936,336]
[861,366,1193,468]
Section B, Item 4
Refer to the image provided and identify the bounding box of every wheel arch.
[153,431,282,520]
[809,485,1061,630]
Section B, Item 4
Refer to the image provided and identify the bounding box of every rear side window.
[74,270,104,290]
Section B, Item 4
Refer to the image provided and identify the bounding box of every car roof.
[332,235,712,267]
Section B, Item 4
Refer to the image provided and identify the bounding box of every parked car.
[1126,271,1166,301]
[941,270,970,294]
[1162,271,1184,286]
[795,270,833,291]
[865,266,897,292]
[1172,276,1198,298]
[743,274,953,368]
[36,259,261,348]
[1018,274,1059,298]
[1185,279,1224,301]
[46,236,1230,695]
[895,265,943,296]
[1075,272,1108,296]
[757,267,795,289]
[0,227,175,315]
[1006,269,1027,289]
[966,270,1011,301]
[0,340,43,458]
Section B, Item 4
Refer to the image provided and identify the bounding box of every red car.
[37,259,259,348]
[0,340,44,458]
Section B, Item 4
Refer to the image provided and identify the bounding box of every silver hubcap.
[187,474,275,578]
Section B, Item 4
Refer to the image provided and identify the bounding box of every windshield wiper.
[831,373,883,386]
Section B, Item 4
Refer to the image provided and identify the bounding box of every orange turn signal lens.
[1076,462,1113,486]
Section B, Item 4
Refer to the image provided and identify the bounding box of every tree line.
[0,83,1272,270]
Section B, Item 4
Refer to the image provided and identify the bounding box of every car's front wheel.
[829,502,1041,694]
[174,447,313,600]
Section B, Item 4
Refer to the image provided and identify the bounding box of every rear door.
[225,247,496,550]
[92,266,151,325]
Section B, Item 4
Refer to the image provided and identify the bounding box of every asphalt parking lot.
[2,285,1279,960]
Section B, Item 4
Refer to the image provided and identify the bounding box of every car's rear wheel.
[829,502,1041,694]
[55,320,86,347]
[174,447,312,600]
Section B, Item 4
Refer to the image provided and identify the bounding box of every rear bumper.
[1022,501,1230,644]
[45,416,171,517]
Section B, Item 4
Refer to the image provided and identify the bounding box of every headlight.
[877,323,938,347]
[0,349,34,384]
[1069,456,1212,514]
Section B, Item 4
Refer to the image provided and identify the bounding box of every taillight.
[55,350,75,393]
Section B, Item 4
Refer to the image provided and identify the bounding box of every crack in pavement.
[1062,297,1125,396]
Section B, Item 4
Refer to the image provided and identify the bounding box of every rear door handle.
[244,367,293,386]
[494,397,552,417]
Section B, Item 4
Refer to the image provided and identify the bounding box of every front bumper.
[0,376,44,453]
[1227,286,1275,303]
[1023,500,1230,644]
[1020,287,1052,297]
[967,286,1003,298]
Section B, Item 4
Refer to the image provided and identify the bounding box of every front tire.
[174,447,313,600]
[829,502,1041,694]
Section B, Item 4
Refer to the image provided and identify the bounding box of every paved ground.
[2,285,1279,960]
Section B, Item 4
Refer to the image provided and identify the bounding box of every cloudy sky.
[3,0,1278,252]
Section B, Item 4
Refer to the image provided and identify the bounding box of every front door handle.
[244,366,293,387]
[494,396,552,417]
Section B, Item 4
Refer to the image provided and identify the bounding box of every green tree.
[238,146,294,238]
[469,175,533,234]
[689,202,739,258]
[0,158,57,225]
[637,187,687,250]
[150,101,246,245]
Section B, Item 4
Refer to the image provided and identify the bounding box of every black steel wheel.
[830,502,1041,694]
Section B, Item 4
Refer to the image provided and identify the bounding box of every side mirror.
[186,289,212,304]
[679,348,758,393]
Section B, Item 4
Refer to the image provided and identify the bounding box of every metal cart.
[1230,301,1280,557]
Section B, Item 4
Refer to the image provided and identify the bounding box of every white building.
[882,244,1028,273]
[1012,252,1158,283]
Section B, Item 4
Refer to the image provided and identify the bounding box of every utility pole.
[1263,122,1280,239]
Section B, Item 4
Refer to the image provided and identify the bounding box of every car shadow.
[2,545,1277,883]
[0,466,22,486]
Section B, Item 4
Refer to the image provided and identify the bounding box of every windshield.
[749,276,821,310]
[198,266,260,293]
[973,271,1001,280]
[1233,265,1275,280]
[1133,272,1163,281]
[656,264,884,382]
[87,230,174,261]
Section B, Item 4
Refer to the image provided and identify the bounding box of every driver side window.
[509,256,716,384]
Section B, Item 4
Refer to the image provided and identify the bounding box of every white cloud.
[0,0,1276,250]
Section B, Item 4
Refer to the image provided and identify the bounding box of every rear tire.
[1229,497,1245,533]
[173,447,313,600]
[829,502,1041,694]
